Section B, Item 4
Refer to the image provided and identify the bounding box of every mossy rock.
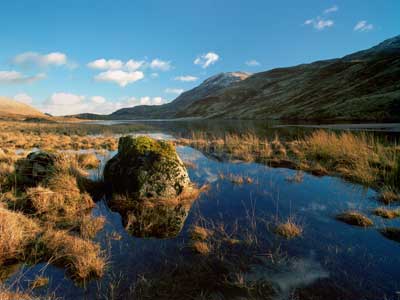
[104,136,191,200]
[16,151,57,186]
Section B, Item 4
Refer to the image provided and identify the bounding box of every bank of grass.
[0,149,106,283]
[180,130,400,197]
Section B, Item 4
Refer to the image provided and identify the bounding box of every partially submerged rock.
[104,136,191,199]
[104,136,199,238]
[336,211,373,227]
[16,151,56,186]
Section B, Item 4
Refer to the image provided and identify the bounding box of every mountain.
[0,97,45,119]
[74,35,400,122]
[108,72,251,120]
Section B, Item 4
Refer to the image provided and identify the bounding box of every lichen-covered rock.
[16,151,56,186]
[104,136,191,199]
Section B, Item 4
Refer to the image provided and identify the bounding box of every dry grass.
[180,130,399,194]
[0,207,40,264]
[79,215,106,239]
[379,227,400,243]
[336,211,374,227]
[190,225,212,241]
[373,207,400,219]
[0,289,33,300]
[77,153,100,169]
[40,230,106,281]
[378,188,400,204]
[274,219,303,239]
[29,276,49,289]
[190,241,211,255]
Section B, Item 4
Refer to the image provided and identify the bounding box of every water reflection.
[108,195,195,238]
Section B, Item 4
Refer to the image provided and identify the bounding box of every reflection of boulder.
[104,136,200,238]
[104,136,191,199]
[109,194,195,238]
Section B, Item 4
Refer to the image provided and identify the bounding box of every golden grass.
[336,211,374,227]
[29,276,49,289]
[190,241,211,255]
[275,219,303,239]
[77,153,100,169]
[40,230,106,280]
[378,189,400,205]
[0,289,33,300]
[0,207,40,264]
[373,207,400,219]
[79,215,106,239]
[180,130,400,194]
[190,225,212,241]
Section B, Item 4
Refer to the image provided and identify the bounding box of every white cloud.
[174,75,198,82]
[194,52,219,68]
[0,71,46,84]
[94,70,144,87]
[304,17,334,30]
[354,20,374,32]
[126,59,145,71]
[165,88,184,95]
[324,5,338,14]
[150,73,159,78]
[14,93,33,104]
[13,52,67,68]
[139,96,167,106]
[149,59,172,71]
[245,60,260,67]
[91,96,106,104]
[37,93,168,116]
[87,59,123,70]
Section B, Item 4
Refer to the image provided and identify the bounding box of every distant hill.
[73,35,400,122]
[0,97,45,119]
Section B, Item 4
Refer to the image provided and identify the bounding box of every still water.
[4,123,400,300]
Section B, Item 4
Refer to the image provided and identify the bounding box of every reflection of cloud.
[247,257,329,299]
[300,202,327,212]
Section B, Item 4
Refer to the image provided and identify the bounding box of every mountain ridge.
[72,35,400,122]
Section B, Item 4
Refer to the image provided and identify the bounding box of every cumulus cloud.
[126,59,145,71]
[0,71,46,84]
[149,59,172,71]
[94,70,144,87]
[245,60,260,66]
[194,52,219,68]
[165,88,184,95]
[304,17,334,30]
[354,20,374,32]
[174,75,198,82]
[139,96,166,105]
[13,52,68,68]
[14,93,33,104]
[324,5,338,14]
[37,93,168,116]
[87,59,123,70]
[90,96,106,104]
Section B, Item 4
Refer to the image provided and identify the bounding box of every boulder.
[16,151,56,186]
[104,136,191,199]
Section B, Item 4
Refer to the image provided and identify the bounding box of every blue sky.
[0,0,399,115]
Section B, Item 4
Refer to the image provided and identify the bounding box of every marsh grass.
[274,218,303,239]
[336,211,374,227]
[372,207,400,219]
[180,130,400,197]
[40,230,106,281]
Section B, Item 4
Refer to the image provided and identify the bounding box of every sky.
[0,0,399,116]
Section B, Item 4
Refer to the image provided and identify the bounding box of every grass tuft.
[336,211,373,227]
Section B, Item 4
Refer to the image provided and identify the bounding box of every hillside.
[74,35,400,122]
[0,97,45,119]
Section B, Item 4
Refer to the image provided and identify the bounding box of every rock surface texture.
[104,136,191,199]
